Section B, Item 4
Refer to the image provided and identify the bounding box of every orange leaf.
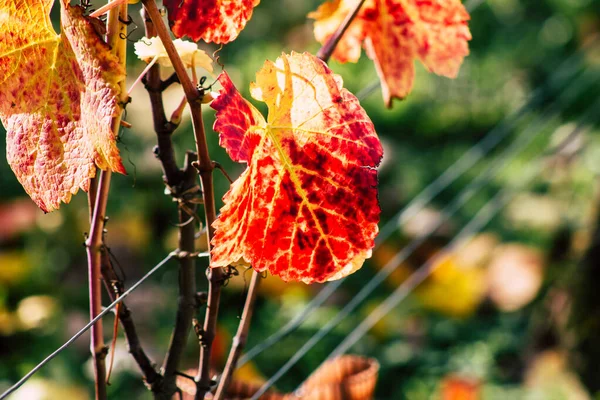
[164,0,260,44]
[309,0,471,106]
[0,0,126,212]
[441,376,480,400]
[210,52,382,284]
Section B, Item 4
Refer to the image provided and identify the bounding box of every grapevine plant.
[0,0,471,398]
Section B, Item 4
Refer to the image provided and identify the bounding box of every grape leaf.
[0,0,126,212]
[309,0,471,107]
[164,0,260,44]
[210,52,382,284]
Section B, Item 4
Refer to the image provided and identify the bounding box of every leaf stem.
[213,271,262,400]
[140,2,223,399]
[316,0,366,63]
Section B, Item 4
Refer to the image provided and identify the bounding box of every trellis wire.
[464,0,487,12]
[326,95,600,362]
[326,169,534,361]
[237,45,590,369]
[0,251,209,399]
[249,72,600,399]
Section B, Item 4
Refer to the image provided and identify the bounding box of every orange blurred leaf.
[164,0,260,44]
[299,355,379,399]
[210,52,382,284]
[441,375,480,400]
[309,0,471,106]
[0,0,126,212]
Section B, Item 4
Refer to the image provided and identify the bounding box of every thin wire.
[464,0,486,12]
[328,174,531,360]
[356,81,381,101]
[236,48,590,368]
[379,52,586,243]
[0,252,210,400]
[249,73,599,399]
[327,98,600,362]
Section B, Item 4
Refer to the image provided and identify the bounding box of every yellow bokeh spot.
[0,251,31,286]
[416,255,487,318]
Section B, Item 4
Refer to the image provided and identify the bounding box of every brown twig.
[86,169,110,400]
[140,2,223,399]
[213,271,262,400]
[316,0,366,63]
[84,4,129,399]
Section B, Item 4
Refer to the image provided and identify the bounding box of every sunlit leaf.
[210,52,382,284]
[0,0,126,212]
[309,0,471,106]
[164,0,260,44]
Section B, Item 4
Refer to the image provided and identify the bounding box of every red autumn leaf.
[309,0,471,107]
[0,0,126,212]
[210,52,382,284]
[164,0,260,44]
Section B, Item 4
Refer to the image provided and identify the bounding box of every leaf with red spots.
[164,0,260,44]
[210,52,382,284]
[309,0,471,107]
[0,0,126,212]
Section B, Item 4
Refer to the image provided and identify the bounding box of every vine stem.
[213,271,261,400]
[140,1,222,398]
[85,3,128,399]
[86,170,110,400]
[316,0,366,63]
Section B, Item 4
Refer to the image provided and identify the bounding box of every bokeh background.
[1,0,600,398]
